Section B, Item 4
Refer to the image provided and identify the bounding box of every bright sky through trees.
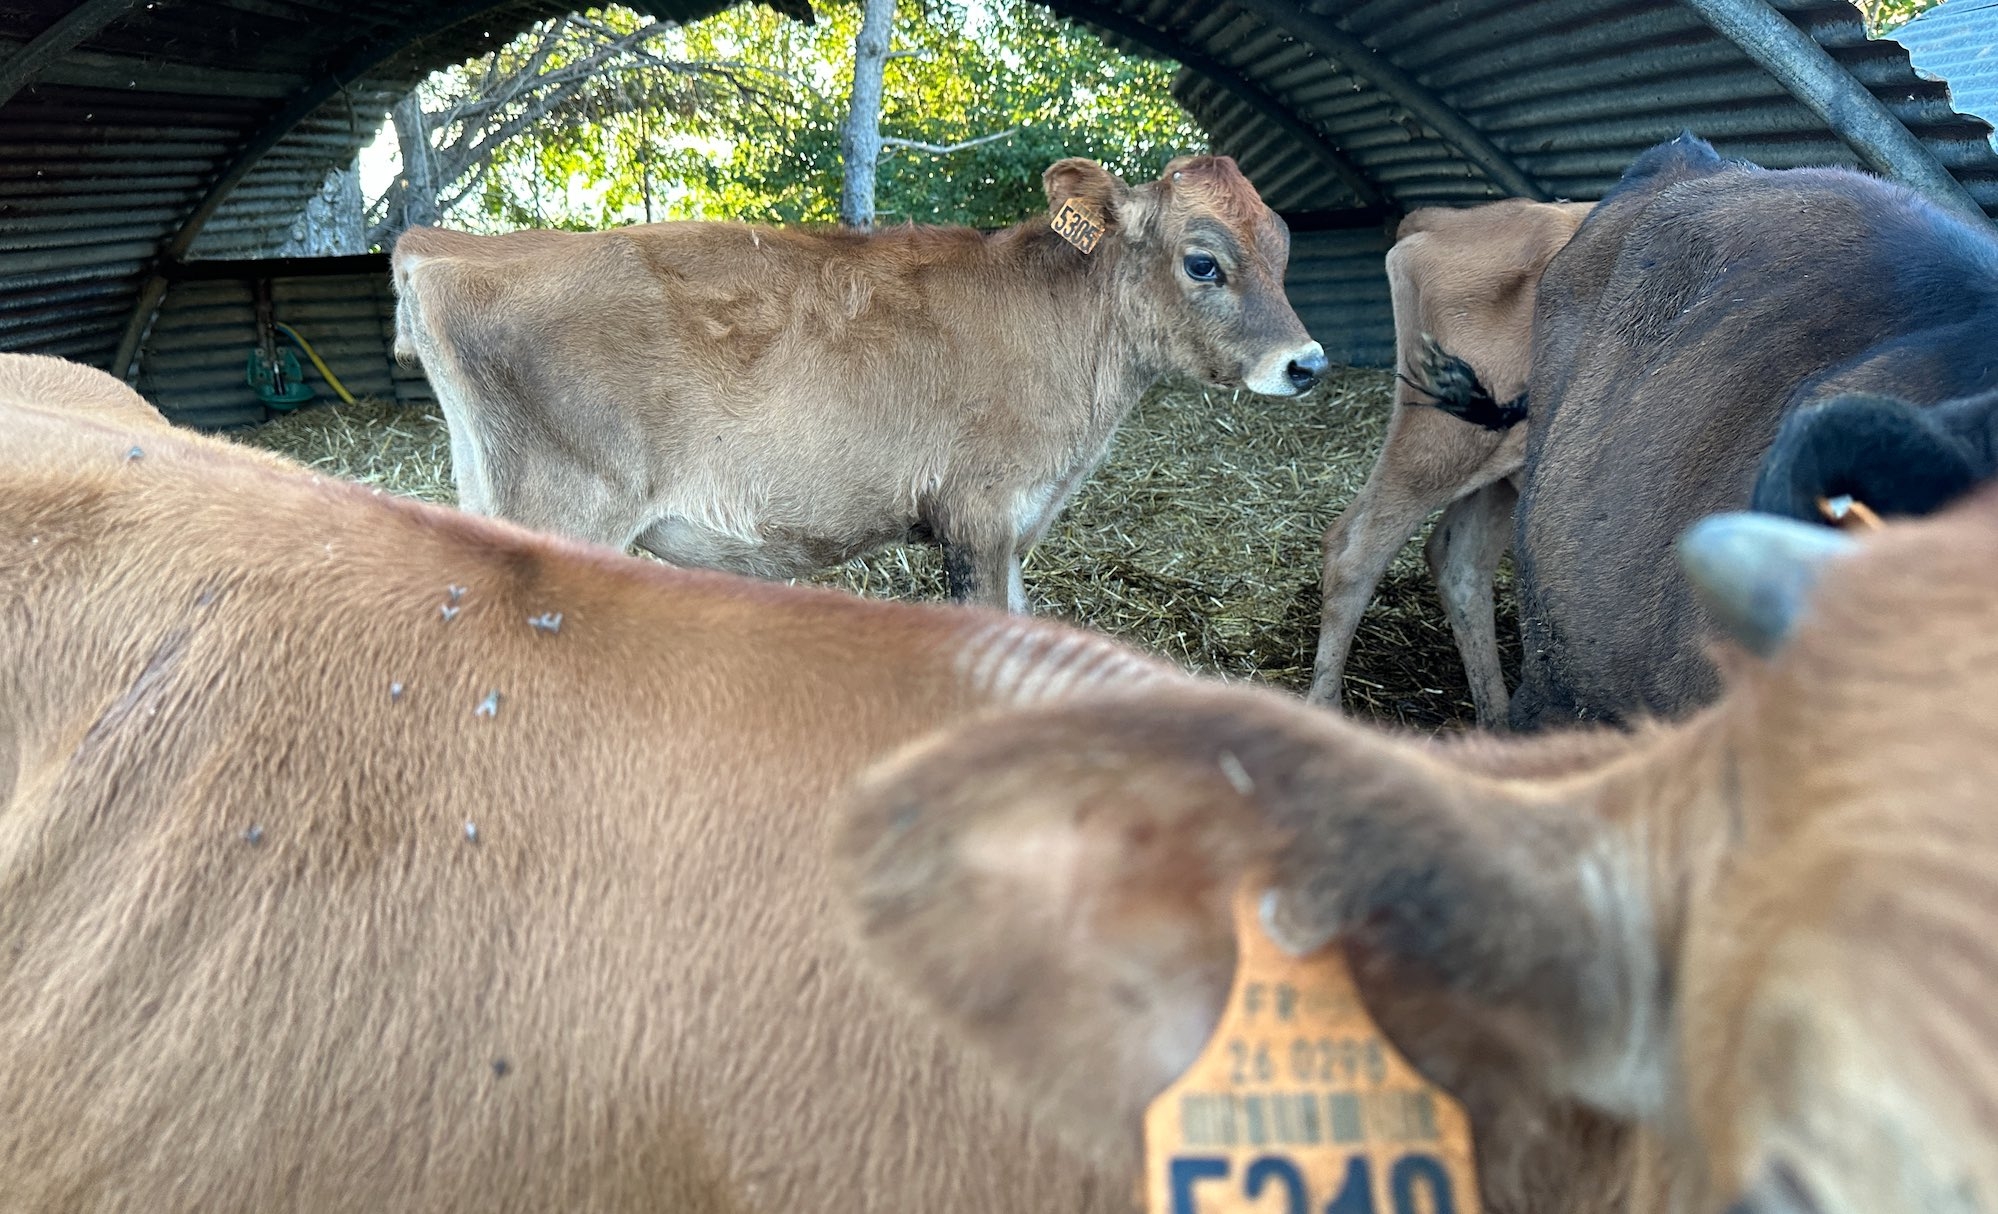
[360,0,1206,237]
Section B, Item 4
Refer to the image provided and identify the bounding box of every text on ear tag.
[1143,882,1482,1214]
[1052,198,1107,254]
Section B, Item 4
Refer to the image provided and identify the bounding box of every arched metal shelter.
[3,0,1994,426]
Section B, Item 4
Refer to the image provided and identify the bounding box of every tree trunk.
[278,160,366,256]
[387,90,442,241]
[838,0,895,230]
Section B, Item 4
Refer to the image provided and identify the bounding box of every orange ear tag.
[1143,882,1482,1214]
[1051,198,1107,254]
[1816,494,1885,532]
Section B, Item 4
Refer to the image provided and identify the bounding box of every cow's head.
[1044,155,1325,397]
[837,491,1998,1214]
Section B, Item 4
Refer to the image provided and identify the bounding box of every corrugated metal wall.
[190,84,404,260]
[0,0,729,375]
[138,265,433,430]
[1166,0,1998,214]
[1285,225,1395,367]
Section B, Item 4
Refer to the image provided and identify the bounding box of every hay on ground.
[244,396,456,505]
[236,369,1517,730]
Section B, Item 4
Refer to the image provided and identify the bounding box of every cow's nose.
[1287,347,1328,391]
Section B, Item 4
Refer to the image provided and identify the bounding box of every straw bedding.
[236,368,1517,730]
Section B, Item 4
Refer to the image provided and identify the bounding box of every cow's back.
[0,353,171,431]
[390,220,1103,569]
[1512,147,1998,728]
[0,403,1158,1212]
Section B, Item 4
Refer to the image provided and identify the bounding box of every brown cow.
[840,495,1998,1214]
[0,351,173,430]
[0,354,1179,1212]
[392,156,1325,612]
[1306,199,1591,725]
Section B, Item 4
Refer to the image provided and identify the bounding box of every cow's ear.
[1043,158,1131,229]
[1748,394,1982,528]
[832,687,1659,1168]
[834,694,1272,1167]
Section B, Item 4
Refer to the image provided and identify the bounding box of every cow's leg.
[1004,470,1094,616]
[1307,477,1446,708]
[1423,478,1517,728]
[444,419,490,515]
[942,531,1021,612]
[429,393,630,544]
[427,377,495,515]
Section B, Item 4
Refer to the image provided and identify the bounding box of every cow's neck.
[1033,232,1170,447]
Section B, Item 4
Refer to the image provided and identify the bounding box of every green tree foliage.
[1859,0,1944,35]
[373,10,792,240]
[453,1,1205,232]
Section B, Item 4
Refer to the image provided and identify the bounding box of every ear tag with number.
[1143,883,1481,1214]
[1051,198,1107,254]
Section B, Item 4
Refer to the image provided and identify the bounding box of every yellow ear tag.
[1143,883,1482,1214]
[1051,198,1107,254]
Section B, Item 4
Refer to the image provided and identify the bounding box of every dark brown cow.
[392,156,1324,612]
[1308,199,1591,725]
[839,492,1998,1214]
[1501,133,1998,728]
[0,353,1179,1212]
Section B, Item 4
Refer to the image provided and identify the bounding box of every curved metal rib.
[1221,0,1548,202]
[113,0,520,378]
[1681,0,1986,222]
[0,0,138,110]
[1053,0,1387,210]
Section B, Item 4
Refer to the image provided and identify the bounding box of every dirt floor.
[235,368,1518,730]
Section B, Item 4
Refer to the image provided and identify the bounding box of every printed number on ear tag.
[1052,198,1107,254]
[1143,883,1481,1214]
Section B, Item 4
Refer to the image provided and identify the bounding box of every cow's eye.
[1182,253,1222,283]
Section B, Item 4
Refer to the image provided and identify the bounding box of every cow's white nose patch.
[1246,340,1325,397]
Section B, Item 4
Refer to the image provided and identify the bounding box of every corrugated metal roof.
[1160,0,1998,213]
[190,83,405,259]
[0,0,738,373]
[1889,0,1998,151]
[2,0,1995,397]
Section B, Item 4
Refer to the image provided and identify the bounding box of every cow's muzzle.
[1288,347,1328,391]
[1247,340,1327,397]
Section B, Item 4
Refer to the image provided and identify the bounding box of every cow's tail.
[1399,335,1527,432]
